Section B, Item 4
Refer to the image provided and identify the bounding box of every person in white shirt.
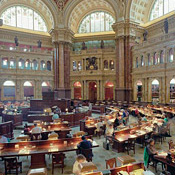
[73,154,87,175]
[31,123,42,134]
[106,124,114,136]
[0,134,8,143]
[31,123,42,140]
[95,120,103,134]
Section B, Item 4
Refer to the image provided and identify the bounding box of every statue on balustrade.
[164,18,168,34]
[143,30,148,41]
[37,40,42,48]
[101,40,104,49]
[82,41,87,50]
[14,36,19,46]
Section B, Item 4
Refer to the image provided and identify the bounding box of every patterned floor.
[0,115,175,175]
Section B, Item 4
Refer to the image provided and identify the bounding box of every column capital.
[49,28,74,44]
[112,20,144,39]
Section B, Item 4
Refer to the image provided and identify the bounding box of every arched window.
[153,52,159,65]
[104,60,108,70]
[9,58,16,69]
[109,60,114,70]
[160,50,164,63]
[78,61,82,71]
[47,61,51,71]
[0,6,47,32]
[148,54,151,66]
[25,59,31,70]
[150,0,175,20]
[32,60,38,70]
[18,59,24,69]
[136,57,139,68]
[40,61,46,70]
[141,56,144,67]
[78,11,115,33]
[169,49,174,62]
[73,61,77,71]
[3,81,15,98]
[2,57,8,69]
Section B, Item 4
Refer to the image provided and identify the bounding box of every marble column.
[59,43,65,88]
[53,42,59,90]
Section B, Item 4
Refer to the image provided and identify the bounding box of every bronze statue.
[101,40,104,49]
[14,36,19,46]
[143,30,148,41]
[82,41,87,50]
[37,40,42,48]
[164,18,168,34]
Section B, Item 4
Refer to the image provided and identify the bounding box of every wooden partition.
[27,111,92,126]
[2,113,23,127]
[0,121,13,139]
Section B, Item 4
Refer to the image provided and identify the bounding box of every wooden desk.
[27,111,91,126]
[28,123,71,139]
[154,155,175,174]
[0,138,99,169]
[112,123,153,152]
[27,114,53,123]
[0,121,13,139]
[109,162,144,175]
[2,113,23,127]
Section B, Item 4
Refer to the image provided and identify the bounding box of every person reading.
[31,123,42,140]
[73,154,87,175]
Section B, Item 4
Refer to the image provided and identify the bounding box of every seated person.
[142,115,148,122]
[113,117,120,130]
[152,123,160,137]
[0,133,8,143]
[73,154,87,175]
[163,116,168,124]
[78,136,92,150]
[160,122,171,137]
[24,123,30,135]
[52,111,59,120]
[31,123,42,140]
[106,124,114,136]
[48,131,58,140]
[146,138,158,162]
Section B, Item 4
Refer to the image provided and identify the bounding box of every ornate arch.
[127,0,155,24]
[0,0,58,31]
[64,0,119,33]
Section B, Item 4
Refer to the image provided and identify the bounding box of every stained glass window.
[1,6,47,32]
[150,0,175,20]
[78,11,115,33]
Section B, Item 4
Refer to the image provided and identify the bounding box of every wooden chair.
[124,138,136,155]
[81,148,93,162]
[105,158,117,169]
[168,140,175,150]
[52,153,66,174]
[31,133,41,140]
[73,131,86,137]
[4,157,22,175]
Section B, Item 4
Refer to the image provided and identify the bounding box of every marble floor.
[0,115,175,175]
